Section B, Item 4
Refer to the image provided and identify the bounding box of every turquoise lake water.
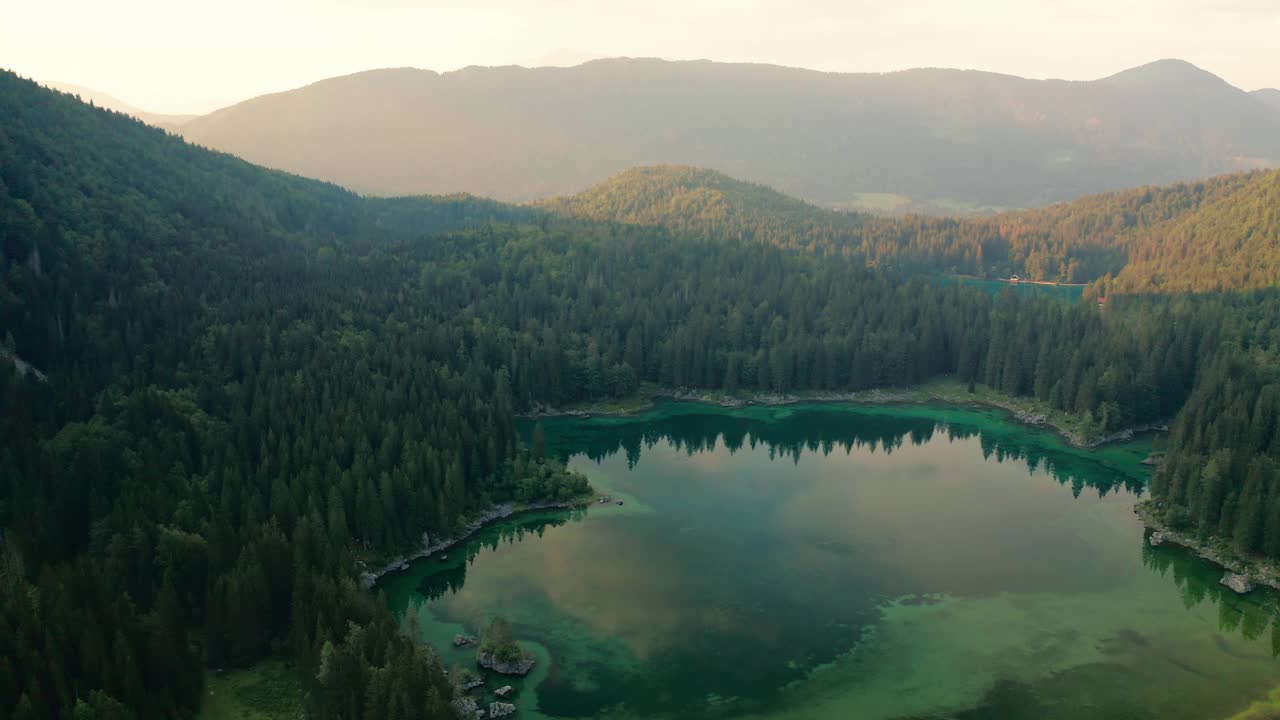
[382,402,1280,719]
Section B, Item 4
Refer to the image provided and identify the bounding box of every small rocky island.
[477,616,536,676]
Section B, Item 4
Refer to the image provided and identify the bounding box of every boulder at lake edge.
[1221,572,1255,594]
[451,696,481,719]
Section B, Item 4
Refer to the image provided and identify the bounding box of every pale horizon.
[27,55,1278,119]
[4,0,1279,115]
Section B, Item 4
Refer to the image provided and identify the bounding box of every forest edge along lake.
[381,401,1280,720]
[521,377,1165,450]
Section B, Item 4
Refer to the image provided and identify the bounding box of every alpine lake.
[380,402,1280,720]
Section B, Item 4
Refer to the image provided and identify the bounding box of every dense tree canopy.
[544,165,1280,290]
[0,71,556,720]
[2,70,1279,720]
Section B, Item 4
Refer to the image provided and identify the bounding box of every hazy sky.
[5,0,1279,114]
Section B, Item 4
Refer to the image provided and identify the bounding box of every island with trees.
[476,617,535,676]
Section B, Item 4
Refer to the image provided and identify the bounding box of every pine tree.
[532,423,547,461]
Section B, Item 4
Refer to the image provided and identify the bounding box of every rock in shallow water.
[489,701,517,718]
[495,685,514,698]
[1221,572,1255,594]
[454,633,478,647]
[1148,531,1165,546]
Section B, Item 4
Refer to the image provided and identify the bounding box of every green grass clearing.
[197,656,303,720]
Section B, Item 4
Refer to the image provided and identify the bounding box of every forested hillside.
[0,72,558,720]
[547,165,1280,290]
[174,58,1280,211]
[1103,171,1280,293]
[4,71,1280,720]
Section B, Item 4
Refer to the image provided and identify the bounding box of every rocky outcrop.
[1013,410,1048,426]
[1,350,47,383]
[478,651,535,676]
[489,702,517,718]
[1080,422,1169,448]
[1137,500,1280,592]
[454,634,478,647]
[1221,572,1256,594]
[495,685,514,698]
[461,676,484,691]
[452,696,481,719]
[1148,531,1165,546]
[360,498,591,588]
[521,400,594,418]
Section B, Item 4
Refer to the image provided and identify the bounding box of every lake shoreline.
[394,398,1279,720]
[1135,500,1280,593]
[360,496,594,589]
[519,381,1165,450]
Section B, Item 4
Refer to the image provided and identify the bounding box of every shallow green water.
[382,402,1280,720]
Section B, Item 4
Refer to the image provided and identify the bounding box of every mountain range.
[167,57,1280,212]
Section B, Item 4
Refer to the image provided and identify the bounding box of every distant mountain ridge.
[1254,88,1280,111]
[174,58,1280,212]
[41,81,197,128]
